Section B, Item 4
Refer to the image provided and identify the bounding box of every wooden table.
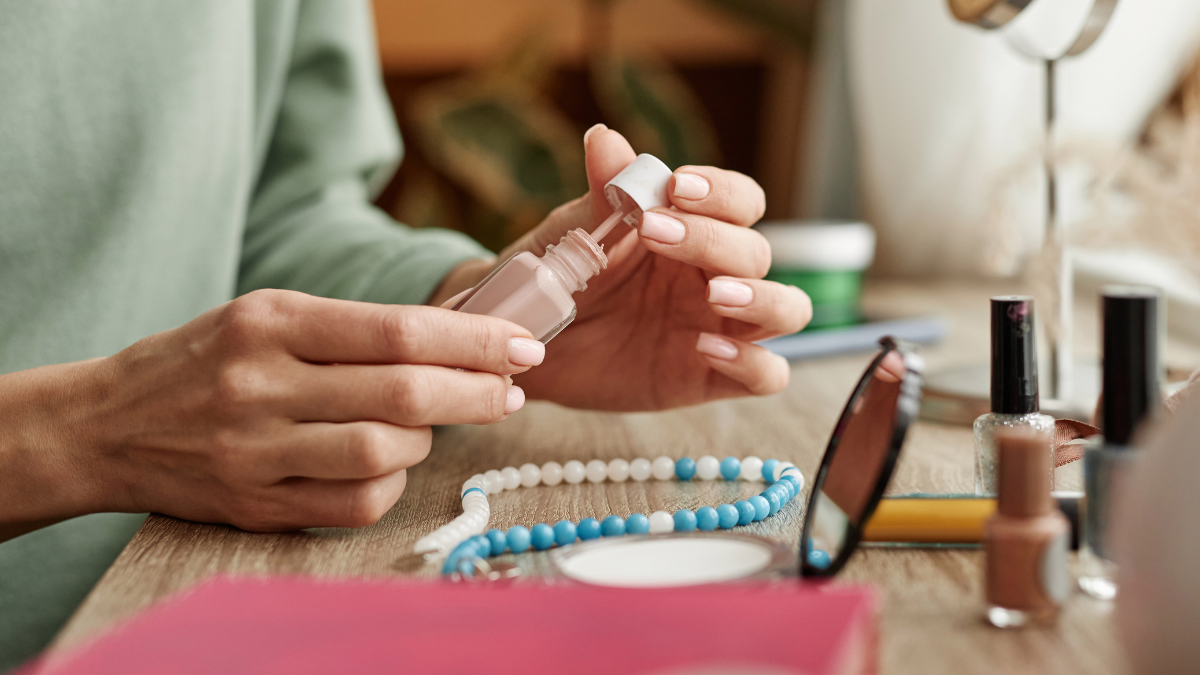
[54,279,1167,674]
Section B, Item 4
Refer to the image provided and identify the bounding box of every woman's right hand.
[0,289,542,537]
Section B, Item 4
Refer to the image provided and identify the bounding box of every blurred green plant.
[400,0,814,251]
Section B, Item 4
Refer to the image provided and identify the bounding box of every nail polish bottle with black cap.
[1079,285,1161,600]
[974,296,1055,494]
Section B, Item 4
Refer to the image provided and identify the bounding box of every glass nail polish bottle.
[1079,286,1160,600]
[450,154,672,342]
[984,428,1071,628]
[974,296,1055,494]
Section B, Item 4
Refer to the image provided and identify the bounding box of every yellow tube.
[861,498,997,543]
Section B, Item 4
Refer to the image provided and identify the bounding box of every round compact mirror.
[800,337,924,577]
[552,533,794,588]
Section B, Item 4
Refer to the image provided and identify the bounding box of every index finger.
[252,293,542,375]
[668,166,766,227]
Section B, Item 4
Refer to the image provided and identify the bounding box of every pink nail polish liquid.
[450,153,674,343]
[449,229,608,343]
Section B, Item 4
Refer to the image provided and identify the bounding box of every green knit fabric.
[0,1,490,667]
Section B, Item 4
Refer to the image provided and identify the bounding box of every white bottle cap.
[604,153,673,215]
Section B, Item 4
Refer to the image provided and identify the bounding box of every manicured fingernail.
[583,123,608,148]
[505,385,526,413]
[696,332,739,361]
[640,212,686,244]
[707,279,754,307]
[508,337,545,366]
[673,172,710,200]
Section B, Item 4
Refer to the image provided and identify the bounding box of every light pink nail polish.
[640,212,686,245]
[673,173,710,200]
[696,332,739,360]
[505,385,526,413]
[708,279,754,307]
[583,123,608,147]
[452,230,606,343]
[507,337,545,366]
[452,154,673,344]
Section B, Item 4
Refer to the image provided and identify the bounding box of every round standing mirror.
[800,338,924,577]
[947,0,1118,59]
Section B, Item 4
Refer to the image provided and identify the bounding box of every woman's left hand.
[435,126,812,411]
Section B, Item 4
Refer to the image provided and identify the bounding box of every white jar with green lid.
[756,220,876,331]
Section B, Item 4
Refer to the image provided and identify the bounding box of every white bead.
[483,470,504,494]
[519,463,542,487]
[541,461,564,486]
[501,466,522,491]
[563,460,586,484]
[740,456,764,481]
[781,467,804,492]
[586,459,608,483]
[649,510,675,533]
[651,456,676,481]
[607,459,631,483]
[629,458,652,482]
[696,455,720,480]
[773,461,797,482]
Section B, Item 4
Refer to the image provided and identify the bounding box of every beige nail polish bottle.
[450,154,672,343]
[984,428,1071,628]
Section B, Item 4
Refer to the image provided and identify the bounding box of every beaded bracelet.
[410,455,805,578]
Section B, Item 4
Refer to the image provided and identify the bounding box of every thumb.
[501,125,638,259]
[583,124,638,216]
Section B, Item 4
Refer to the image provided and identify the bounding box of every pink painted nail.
[696,332,739,361]
[640,212,686,244]
[505,385,526,413]
[707,279,754,307]
[583,123,608,148]
[507,337,545,366]
[673,173,710,200]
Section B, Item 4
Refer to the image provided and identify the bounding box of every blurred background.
[369,0,816,254]
[369,0,1200,337]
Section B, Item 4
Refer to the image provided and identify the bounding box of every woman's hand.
[436,127,812,410]
[0,290,542,537]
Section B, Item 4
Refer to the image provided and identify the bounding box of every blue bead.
[716,503,740,529]
[695,506,719,531]
[486,529,507,556]
[771,481,792,502]
[577,518,601,541]
[780,476,800,499]
[720,457,741,481]
[553,520,577,546]
[749,496,770,521]
[675,457,697,481]
[673,509,697,532]
[457,558,476,576]
[808,548,832,569]
[766,484,787,505]
[531,523,555,550]
[468,536,490,558]
[734,500,756,525]
[763,490,781,516]
[601,515,626,537]
[506,525,531,553]
[761,458,779,482]
[625,513,650,534]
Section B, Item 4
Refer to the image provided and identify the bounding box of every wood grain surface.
[55,279,1189,674]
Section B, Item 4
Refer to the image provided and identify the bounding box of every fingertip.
[505,385,526,414]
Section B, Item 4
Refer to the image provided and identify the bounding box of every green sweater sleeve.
[237,0,489,305]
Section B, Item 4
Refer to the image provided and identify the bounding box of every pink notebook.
[31,577,875,675]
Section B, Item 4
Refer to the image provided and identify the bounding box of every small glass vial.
[1079,286,1160,600]
[450,154,673,342]
[974,296,1055,494]
[984,428,1070,628]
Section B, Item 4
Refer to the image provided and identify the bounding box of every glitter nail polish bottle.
[974,296,1055,494]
